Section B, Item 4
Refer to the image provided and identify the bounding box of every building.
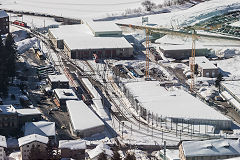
[87,143,113,160]
[0,105,18,135]
[66,100,105,138]
[220,81,240,114]
[190,56,219,78]
[48,74,69,89]
[18,134,48,160]
[16,108,42,127]
[159,45,209,60]
[123,81,231,131]
[48,22,133,59]
[59,140,86,159]
[179,139,240,160]
[0,10,9,35]
[24,121,56,145]
[86,20,122,37]
[53,89,79,108]
[0,135,7,160]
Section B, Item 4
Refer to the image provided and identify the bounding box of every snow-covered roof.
[86,20,122,33]
[59,140,86,150]
[0,135,7,148]
[87,143,113,159]
[182,139,240,157]
[159,44,207,51]
[24,121,55,137]
[0,10,8,18]
[49,24,132,50]
[18,134,48,147]
[66,100,104,132]
[221,81,240,102]
[48,74,69,83]
[54,89,78,100]
[125,81,229,121]
[16,108,42,116]
[0,105,16,114]
[82,78,101,99]
[193,56,218,69]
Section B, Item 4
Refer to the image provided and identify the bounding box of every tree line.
[0,33,17,96]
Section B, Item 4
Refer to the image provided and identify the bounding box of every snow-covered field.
[0,0,177,19]
[116,0,240,28]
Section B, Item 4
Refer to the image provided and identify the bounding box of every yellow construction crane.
[190,29,197,91]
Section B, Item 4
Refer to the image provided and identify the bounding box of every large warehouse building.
[48,21,133,59]
[123,80,231,130]
[66,100,105,138]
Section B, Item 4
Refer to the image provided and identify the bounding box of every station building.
[0,10,9,35]
[48,21,133,59]
[48,74,69,89]
[53,89,79,108]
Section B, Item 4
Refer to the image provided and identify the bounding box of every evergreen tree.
[5,33,17,79]
[124,152,136,160]
[112,150,121,160]
[98,152,108,160]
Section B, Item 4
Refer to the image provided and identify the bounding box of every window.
[27,145,29,147]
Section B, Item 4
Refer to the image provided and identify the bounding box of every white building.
[53,89,79,107]
[0,135,7,160]
[59,140,86,159]
[48,74,69,89]
[18,134,48,160]
[48,22,133,59]
[190,56,219,77]
[179,139,240,160]
[66,100,105,138]
[87,143,113,160]
[24,121,56,144]
[123,80,231,130]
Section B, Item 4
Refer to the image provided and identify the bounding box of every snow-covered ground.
[116,0,240,28]
[0,0,187,20]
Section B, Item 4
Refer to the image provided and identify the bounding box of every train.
[12,20,27,27]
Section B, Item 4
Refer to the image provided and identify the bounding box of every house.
[66,100,105,138]
[24,121,56,145]
[48,21,133,59]
[0,105,18,135]
[53,89,79,108]
[16,108,42,127]
[0,135,7,160]
[18,134,48,160]
[87,143,113,160]
[179,139,240,160]
[48,74,69,89]
[220,81,240,114]
[59,140,86,159]
[0,10,9,35]
[190,56,219,78]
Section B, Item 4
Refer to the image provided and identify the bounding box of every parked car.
[50,107,59,111]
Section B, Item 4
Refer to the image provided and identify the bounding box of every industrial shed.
[190,56,219,78]
[123,80,231,130]
[159,45,209,60]
[48,74,69,89]
[66,100,105,138]
[220,81,240,114]
[48,23,133,59]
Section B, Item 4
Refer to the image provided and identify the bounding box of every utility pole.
[122,121,124,139]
